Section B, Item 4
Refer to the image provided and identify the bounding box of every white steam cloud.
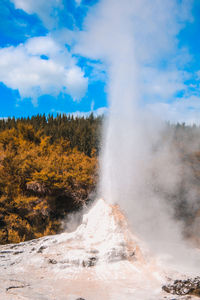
[11,0,63,30]
[76,0,200,274]
[76,0,198,123]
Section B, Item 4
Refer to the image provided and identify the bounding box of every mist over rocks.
[0,199,144,299]
[0,199,199,300]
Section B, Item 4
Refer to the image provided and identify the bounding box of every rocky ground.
[163,277,200,297]
[0,199,200,300]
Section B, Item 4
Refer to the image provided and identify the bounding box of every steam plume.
[76,0,200,273]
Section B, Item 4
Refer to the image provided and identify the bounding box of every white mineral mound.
[0,199,198,300]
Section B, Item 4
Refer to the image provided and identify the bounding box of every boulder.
[162,277,200,297]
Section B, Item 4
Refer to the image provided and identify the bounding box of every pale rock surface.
[0,199,199,299]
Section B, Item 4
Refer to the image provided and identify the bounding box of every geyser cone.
[1,199,199,299]
[72,198,146,263]
[0,199,148,269]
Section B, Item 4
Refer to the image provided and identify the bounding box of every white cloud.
[91,100,95,111]
[141,67,188,100]
[8,0,198,124]
[75,0,82,6]
[147,96,200,125]
[11,0,63,29]
[69,106,108,117]
[93,106,108,116]
[50,106,107,117]
[0,36,88,104]
[25,36,61,57]
[86,60,107,82]
[65,67,88,100]
[51,28,76,46]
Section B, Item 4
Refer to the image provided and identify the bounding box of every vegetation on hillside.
[1,115,200,245]
[0,113,102,157]
[0,114,100,244]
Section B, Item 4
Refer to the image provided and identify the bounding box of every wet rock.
[162,277,200,297]
[10,245,19,249]
[106,248,128,262]
[82,256,98,267]
[37,246,47,253]
[0,251,13,254]
[48,259,57,264]
[6,283,30,291]
[13,251,23,255]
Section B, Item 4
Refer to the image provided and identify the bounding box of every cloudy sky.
[0,0,200,123]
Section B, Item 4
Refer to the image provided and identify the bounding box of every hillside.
[0,114,101,244]
[1,115,200,245]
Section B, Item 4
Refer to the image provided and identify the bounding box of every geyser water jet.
[77,0,200,274]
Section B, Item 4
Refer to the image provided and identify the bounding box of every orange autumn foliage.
[0,123,98,244]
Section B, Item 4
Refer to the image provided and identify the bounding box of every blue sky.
[0,0,200,123]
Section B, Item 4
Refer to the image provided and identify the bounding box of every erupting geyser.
[77,0,200,269]
[1,198,199,299]
[1,0,200,299]
[0,199,163,299]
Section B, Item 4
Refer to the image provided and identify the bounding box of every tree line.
[0,113,103,157]
[0,114,101,244]
[1,114,200,245]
